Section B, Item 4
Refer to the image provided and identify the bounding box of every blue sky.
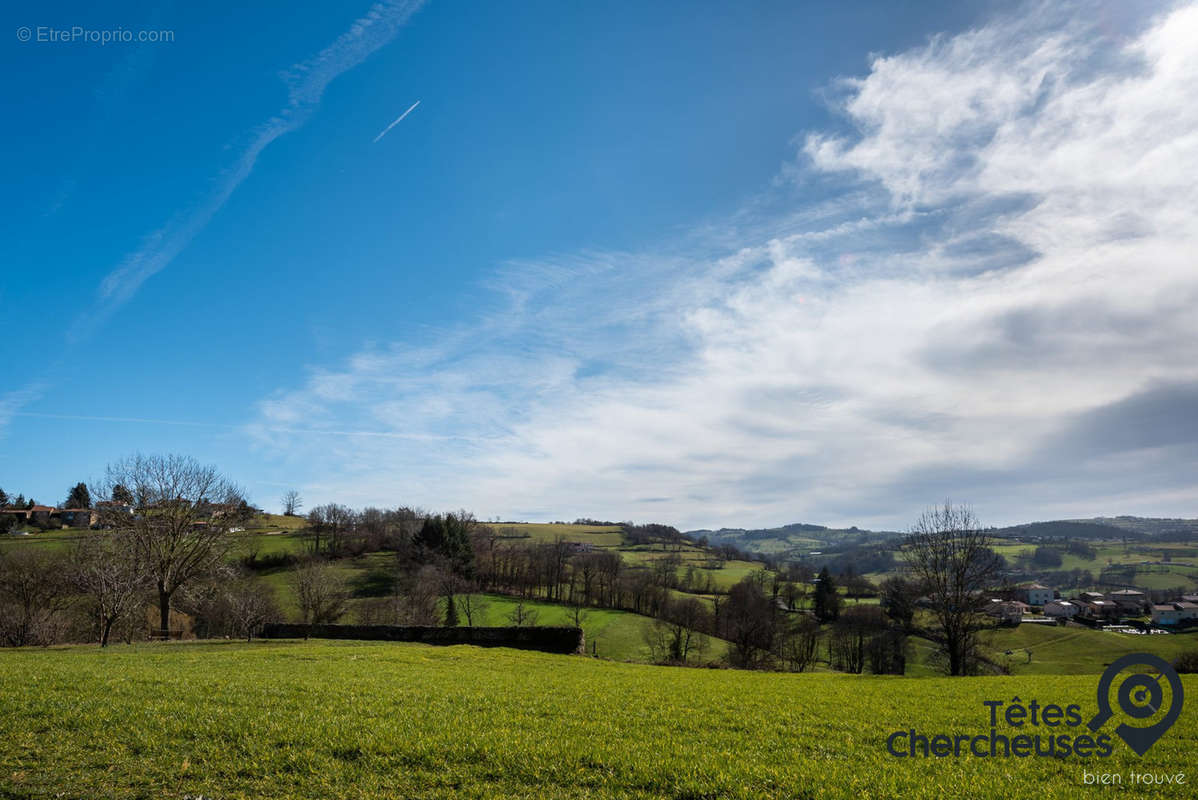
[3,1,1196,530]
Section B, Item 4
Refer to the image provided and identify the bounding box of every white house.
[1044,600,1078,619]
[1021,583,1053,607]
[1175,601,1198,621]
[1152,604,1183,626]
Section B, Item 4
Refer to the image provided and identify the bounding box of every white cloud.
[247,2,1198,529]
[75,1,425,339]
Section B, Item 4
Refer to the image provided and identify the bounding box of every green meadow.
[2,640,1194,799]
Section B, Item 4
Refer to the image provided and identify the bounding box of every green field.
[2,640,1194,799]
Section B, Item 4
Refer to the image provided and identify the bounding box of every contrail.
[372,100,420,143]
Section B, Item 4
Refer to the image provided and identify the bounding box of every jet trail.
[372,100,420,143]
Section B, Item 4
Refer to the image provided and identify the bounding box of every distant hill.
[993,516,1198,541]
[991,520,1134,540]
[1071,516,1198,539]
[688,515,1198,556]
[685,522,902,557]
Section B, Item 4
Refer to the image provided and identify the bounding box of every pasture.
[1,640,1193,799]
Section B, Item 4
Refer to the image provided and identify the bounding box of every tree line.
[3,459,1010,678]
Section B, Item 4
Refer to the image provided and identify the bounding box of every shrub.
[1173,651,1198,674]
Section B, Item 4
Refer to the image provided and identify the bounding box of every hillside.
[3,640,1195,799]
[686,522,902,557]
[1069,516,1198,539]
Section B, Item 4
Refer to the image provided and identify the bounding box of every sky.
[2,0,1196,531]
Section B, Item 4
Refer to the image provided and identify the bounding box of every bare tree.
[455,579,490,627]
[506,599,539,627]
[290,560,350,624]
[904,501,1000,676]
[776,615,819,672]
[225,575,279,641]
[567,598,589,629]
[96,454,248,639]
[281,490,303,517]
[828,605,888,674]
[307,503,356,555]
[73,534,149,646]
[720,577,777,668]
[0,548,73,646]
[646,597,710,664]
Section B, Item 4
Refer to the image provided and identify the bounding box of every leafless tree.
[0,548,73,646]
[393,564,441,625]
[290,559,350,624]
[506,599,539,627]
[776,615,819,672]
[828,605,889,674]
[307,503,356,555]
[646,596,709,664]
[281,490,303,517]
[904,501,1000,676]
[95,454,248,638]
[567,599,589,629]
[72,534,149,646]
[720,577,777,669]
[225,575,280,640]
[456,581,489,627]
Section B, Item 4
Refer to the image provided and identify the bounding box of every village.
[985,583,1198,631]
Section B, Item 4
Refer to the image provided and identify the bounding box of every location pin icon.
[1088,653,1184,756]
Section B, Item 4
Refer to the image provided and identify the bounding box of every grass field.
[1,640,1194,799]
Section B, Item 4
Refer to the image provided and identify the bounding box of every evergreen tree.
[65,482,91,509]
[0,488,8,507]
[415,513,475,575]
[444,593,459,627]
[813,567,841,623]
[111,484,134,505]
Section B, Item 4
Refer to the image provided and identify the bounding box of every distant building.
[1082,599,1119,620]
[1176,601,1198,622]
[1108,589,1149,614]
[985,599,1027,625]
[59,508,96,528]
[28,505,56,526]
[94,500,134,516]
[1152,604,1183,626]
[1044,600,1079,619]
[1078,591,1106,603]
[1021,583,1054,607]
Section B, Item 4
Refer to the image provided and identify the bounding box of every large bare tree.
[281,489,302,517]
[904,501,1000,676]
[96,454,248,639]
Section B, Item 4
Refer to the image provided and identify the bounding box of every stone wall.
[260,623,585,654]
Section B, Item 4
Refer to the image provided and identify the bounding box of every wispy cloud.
[373,100,421,143]
[247,1,1198,528]
[73,0,426,340]
[13,410,448,442]
[0,384,46,440]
